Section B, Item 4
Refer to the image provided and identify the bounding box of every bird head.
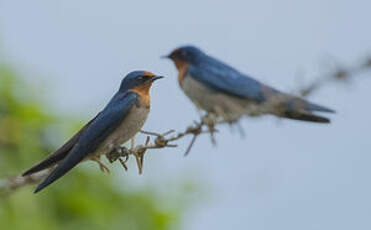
[163,46,204,65]
[119,71,163,93]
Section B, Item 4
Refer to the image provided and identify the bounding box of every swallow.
[23,71,163,193]
[164,46,335,123]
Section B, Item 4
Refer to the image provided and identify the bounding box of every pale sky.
[1,1,371,229]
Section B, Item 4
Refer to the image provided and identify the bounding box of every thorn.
[135,153,143,175]
[145,136,151,146]
[139,154,144,172]
[184,135,198,156]
[140,130,161,137]
[161,130,175,136]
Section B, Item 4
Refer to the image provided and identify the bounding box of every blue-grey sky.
[1,1,371,229]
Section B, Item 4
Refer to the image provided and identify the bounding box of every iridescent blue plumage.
[33,92,138,193]
[24,71,163,193]
[187,63,266,103]
[167,45,334,123]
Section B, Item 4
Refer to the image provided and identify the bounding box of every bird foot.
[201,114,218,145]
[93,159,110,173]
[110,147,130,172]
[118,157,128,171]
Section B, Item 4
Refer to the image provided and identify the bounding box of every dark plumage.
[23,71,163,193]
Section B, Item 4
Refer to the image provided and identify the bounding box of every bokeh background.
[1,1,370,229]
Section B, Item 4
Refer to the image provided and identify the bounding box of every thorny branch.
[106,114,221,175]
[298,56,371,97]
[1,56,370,195]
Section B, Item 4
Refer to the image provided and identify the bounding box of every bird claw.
[94,158,110,173]
[104,146,131,172]
[118,157,128,171]
[201,114,218,145]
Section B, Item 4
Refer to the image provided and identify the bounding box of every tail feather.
[34,148,86,193]
[22,151,69,176]
[280,97,334,123]
[22,132,80,176]
[282,111,330,123]
[305,102,335,113]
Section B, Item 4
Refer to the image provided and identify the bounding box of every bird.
[23,71,163,193]
[164,45,335,123]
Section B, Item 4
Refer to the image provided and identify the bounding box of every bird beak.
[151,75,164,82]
[161,54,170,59]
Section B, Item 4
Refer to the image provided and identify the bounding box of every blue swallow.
[23,71,163,193]
[165,46,334,123]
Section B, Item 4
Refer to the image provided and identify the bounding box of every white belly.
[95,105,149,155]
[181,75,249,121]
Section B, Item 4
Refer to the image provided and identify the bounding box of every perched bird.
[23,71,163,193]
[164,46,335,123]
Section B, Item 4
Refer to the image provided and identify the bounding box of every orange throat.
[129,83,151,107]
[174,59,189,86]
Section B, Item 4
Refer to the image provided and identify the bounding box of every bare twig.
[298,57,371,97]
[106,114,224,173]
[0,168,53,197]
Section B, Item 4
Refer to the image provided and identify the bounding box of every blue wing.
[34,91,139,193]
[187,55,271,103]
[187,55,335,122]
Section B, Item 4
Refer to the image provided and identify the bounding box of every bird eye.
[139,75,150,81]
[180,50,186,56]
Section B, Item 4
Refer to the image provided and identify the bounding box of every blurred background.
[0,1,370,229]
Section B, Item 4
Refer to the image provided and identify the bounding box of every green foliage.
[0,66,56,173]
[0,64,186,230]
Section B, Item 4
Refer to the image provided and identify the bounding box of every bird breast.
[96,104,150,155]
